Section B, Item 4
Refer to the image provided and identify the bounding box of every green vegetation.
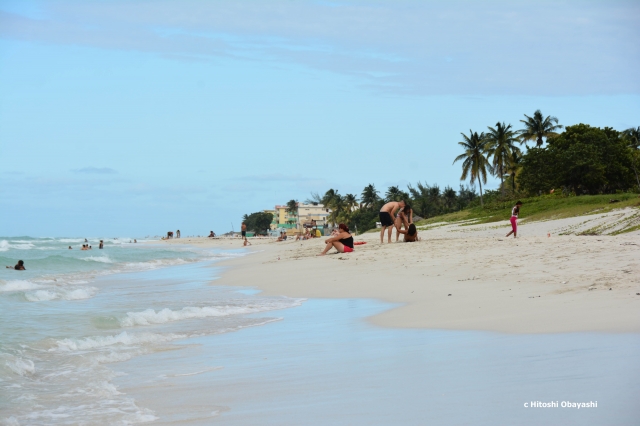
[303,111,639,236]
[414,192,640,229]
[242,211,273,235]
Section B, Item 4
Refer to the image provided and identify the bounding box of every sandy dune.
[163,208,640,333]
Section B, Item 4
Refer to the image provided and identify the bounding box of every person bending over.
[318,223,354,256]
[397,223,420,242]
[379,200,405,243]
[395,205,413,242]
[6,260,25,270]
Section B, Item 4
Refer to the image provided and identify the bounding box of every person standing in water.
[506,201,523,238]
[99,240,104,249]
[379,200,405,243]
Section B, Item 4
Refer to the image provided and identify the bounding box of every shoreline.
[162,209,640,334]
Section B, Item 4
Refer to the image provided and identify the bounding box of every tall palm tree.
[385,186,409,202]
[505,150,522,193]
[321,189,339,207]
[485,122,521,195]
[519,109,563,147]
[326,194,345,226]
[623,127,640,189]
[453,130,492,207]
[342,193,359,223]
[623,126,640,150]
[286,199,298,228]
[360,184,379,209]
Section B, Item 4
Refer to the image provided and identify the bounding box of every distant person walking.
[506,201,523,238]
[379,200,405,243]
[176,230,181,238]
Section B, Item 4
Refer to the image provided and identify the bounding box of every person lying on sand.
[317,223,354,256]
[6,260,26,270]
[379,200,405,243]
[395,204,413,242]
[505,201,522,238]
[396,223,420,242]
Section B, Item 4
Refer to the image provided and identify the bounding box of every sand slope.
[163,208,640,333]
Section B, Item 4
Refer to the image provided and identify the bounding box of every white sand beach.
[164,208,640,334]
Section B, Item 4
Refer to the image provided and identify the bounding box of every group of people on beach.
[378,200,420,244]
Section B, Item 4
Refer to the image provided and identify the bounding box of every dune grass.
[415,193,640,227]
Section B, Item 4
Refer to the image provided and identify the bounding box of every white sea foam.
[120,299,303,327]
[81,255,112,263]
[53,331,184,352]
[24,287,98,302]
[0,280,40,292]
[0,240,35,251]
[5,358,36,376]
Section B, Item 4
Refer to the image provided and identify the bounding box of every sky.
[1,0,639,237]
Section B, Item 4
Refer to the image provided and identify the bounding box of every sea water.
[0,237,303,424]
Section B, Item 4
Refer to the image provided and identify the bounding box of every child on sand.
[379,200,405,243]
[506,201,523,238]
[317,223,354,256]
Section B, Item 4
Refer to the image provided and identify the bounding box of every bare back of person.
[379,200,405,243]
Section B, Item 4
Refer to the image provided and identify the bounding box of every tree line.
[453,109,640,204]
[242,110,638,235]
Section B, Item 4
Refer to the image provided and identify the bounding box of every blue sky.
[1,0,639,237]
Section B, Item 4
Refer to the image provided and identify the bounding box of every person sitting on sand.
[397,223,420,242]
[317,223,354,256]
[395,205,413,242]
[379,200,406,243]
[506,201,523,238]
[6,260,26,270]
[208,231,215,238]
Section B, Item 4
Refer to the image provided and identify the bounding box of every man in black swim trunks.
[241,222,247,243]
[379,200,405,243]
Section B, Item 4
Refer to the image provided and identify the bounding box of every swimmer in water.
[6,260,25,270]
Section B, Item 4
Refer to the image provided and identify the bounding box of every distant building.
[273,203,331,232]
[263,209,277,230]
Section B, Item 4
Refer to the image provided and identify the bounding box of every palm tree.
[385,186,410,202]
[623,127,640,150]
[505,150,522,193]
[623,127,640,189]
[321,189,339,207]
[443,186,457,211]
[286,199,298,228]
[360,184,379,209]
[519,109,563,147]
[453,130,492,207]
[326,194,345,226]
[342,193,359,224]
[485,122,521,195]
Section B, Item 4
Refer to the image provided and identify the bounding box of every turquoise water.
[0,238,303,424]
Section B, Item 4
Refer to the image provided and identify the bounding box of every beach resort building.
[272,203,331,234]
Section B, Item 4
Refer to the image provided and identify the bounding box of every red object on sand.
[353,241,367,245]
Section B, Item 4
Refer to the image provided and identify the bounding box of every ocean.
[0,237,302,424]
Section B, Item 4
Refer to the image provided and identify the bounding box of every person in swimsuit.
[505,201,522,238]
[379,200,405,243]
[317,223,354,256]
[99,240,104,249]
[6,260,26,270]
[241,222,248,242]
[397,223,420,242]
[395,205,413,242]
